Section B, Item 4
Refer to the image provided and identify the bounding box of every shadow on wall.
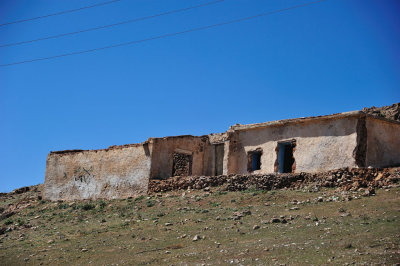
[229,117,362,174]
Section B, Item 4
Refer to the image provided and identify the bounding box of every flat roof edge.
[229,111,364,131]
[364,113,400,125]
[48,135,213,156]
[49,142,147,156]
[230,111,400,132]
[48,109,399,156]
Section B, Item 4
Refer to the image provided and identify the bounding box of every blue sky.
[0,0,399,192]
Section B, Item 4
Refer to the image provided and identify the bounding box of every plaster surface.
[366,117,400,167]
[43,145,151,200]
[228,116,359,174]
[42,110,400,201]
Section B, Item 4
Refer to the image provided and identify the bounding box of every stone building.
[43,111,400,200]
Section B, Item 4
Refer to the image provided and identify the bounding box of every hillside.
[1,179,399,265]
[1,101,399,265]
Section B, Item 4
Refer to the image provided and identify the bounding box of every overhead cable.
[0,0,225,48]
[0,0,326,67]
[0,0,121,27]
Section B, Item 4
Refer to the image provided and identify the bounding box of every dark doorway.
[172,152,192,176]
[215,144,224,176]
[247,149,262,172]
[277,141,295,173]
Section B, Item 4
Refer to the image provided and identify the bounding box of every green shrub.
[243,185,258,193]
[120,221,130,227]
[210,202,220,207]
[214,191,227,196]
[135,195,145,202]
[81,203,95,211]
[4,219,13,225]
[98,201,107,210]
[58,203,69,209]
[146,200,155,207]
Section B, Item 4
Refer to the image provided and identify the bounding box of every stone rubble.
[362,102,400,122]
[148,167,400,193]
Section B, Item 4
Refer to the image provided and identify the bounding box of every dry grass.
[0,185,399,265]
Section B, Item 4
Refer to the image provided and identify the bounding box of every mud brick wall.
[150,136,214,180]
[365,116,400,168]
[43,144,151,201]
[227,115,361,174]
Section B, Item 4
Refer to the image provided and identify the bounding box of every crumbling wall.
[43,144,152,201]
[150,136,213,180]
[362,102,400,122]
[228,116,359,174]
[365,117,400,167]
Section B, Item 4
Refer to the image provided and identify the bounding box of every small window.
[247,149,262,172]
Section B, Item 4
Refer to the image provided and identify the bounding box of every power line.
[0,0,121,27]
[0,0,225,48]
[0,0,326,67]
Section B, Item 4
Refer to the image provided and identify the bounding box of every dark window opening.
[172,152,192,177]
[215,144,224,176]
[277,141,296,173]
[247,149,262,172]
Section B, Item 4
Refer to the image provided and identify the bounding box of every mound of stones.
[362,102,400,122]
[148,167,400,193]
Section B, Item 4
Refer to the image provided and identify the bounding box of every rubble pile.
[172,153,192,176]
[148,167,400,193]
[362,102,400,122]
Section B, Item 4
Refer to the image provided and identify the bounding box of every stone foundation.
[148,167,400,193]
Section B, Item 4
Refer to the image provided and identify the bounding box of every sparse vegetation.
[81,203,95,211]
[134,195,145,202]
[98,200,107,210]
[0,185,399,265]
[58,203,69,209]
[210,202,220,207]
[146,200,155,207]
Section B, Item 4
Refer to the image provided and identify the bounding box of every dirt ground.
[0,184,399,265]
